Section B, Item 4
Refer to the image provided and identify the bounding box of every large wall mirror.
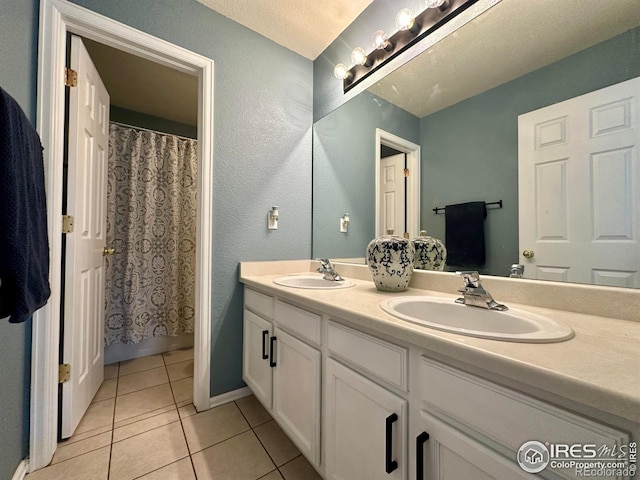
[313,0,640,288]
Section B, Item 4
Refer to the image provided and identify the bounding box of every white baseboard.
[209,386,252,408]
[12,459,29,480]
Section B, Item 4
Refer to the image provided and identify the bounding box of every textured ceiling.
[196,0,373,60]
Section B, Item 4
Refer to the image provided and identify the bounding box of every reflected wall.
[313,28,640,278]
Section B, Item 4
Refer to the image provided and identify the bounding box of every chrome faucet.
[455,271,508,311]
[316,259,344,282]
[509,264,525,278]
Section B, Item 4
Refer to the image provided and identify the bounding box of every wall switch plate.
[268,207,279,230]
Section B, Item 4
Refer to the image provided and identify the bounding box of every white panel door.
[242,309,273,409]
[379,153,406,237]
[325,358,407,480]
[272,327,321,466]
[61,35,110,438]
[518,77,640,286]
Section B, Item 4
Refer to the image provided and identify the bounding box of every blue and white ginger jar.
[366,230,415,292]
[413,230,447,271]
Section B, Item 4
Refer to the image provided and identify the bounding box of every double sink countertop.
[239,260,640,432]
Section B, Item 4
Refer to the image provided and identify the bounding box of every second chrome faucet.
[455,271,508,311]
[316,259,344,282]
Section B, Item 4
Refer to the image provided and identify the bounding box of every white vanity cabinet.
[241,283,631,480]
[325,321,409,480]
[325,358,408,480]
[242,289,274,409]
[242,288,321,467]
[414,357,630,480]
[415,410,532,480]
[243,308,273,409]
[271,325,321,466]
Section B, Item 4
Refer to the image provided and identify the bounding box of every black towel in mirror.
[445,201,487,268]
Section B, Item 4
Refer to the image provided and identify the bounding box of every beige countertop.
[239,260,640,430]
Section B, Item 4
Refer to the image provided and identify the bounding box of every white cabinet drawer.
[245,288,274,320]
[274,300,321,346]
[419,357,629,466]
[328,321,408,391]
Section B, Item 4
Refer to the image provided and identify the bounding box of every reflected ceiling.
[369,0,640,117]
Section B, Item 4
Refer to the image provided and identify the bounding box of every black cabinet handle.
[269,336,277,367]
[385,413,398,473]
[416,431,430,480]
[261,330,269,360]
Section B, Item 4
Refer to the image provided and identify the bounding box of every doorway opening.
[375,128,421,238]
[34,0,214,470]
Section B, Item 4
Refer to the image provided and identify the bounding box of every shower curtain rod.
[109,120,197,141]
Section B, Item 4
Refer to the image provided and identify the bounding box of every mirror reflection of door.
[518,76,640,287]
[379,149,406,237]
[375,129,421,241]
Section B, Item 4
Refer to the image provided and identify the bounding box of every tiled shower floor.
[25,348,321,480]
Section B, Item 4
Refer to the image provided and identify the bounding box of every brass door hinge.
[62,215,74,234]
[64,67,77,87]
[59,364,71,384]
[404,168,410,177]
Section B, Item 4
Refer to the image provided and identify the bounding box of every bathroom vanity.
[240,260,640,480]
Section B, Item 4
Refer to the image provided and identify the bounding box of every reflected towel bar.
[433,200,502,214]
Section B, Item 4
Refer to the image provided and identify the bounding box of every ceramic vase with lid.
[412,230,447,271]
[366,229,415,291]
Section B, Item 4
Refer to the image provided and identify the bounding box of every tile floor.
[25,348,322,480]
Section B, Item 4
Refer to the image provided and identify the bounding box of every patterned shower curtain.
[105,123,197,345]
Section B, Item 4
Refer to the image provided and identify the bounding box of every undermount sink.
[273,275,355,289]
[380,296,574,343]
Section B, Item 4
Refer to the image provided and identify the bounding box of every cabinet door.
[243,309,273,409]
[325,358,407,480]
[272,327,321,467]
[416,411,532,480]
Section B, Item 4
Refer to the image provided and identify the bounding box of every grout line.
[129,455,192,480]
[252,422,280,469]
[257,469,281,480]
[106,362,119,480]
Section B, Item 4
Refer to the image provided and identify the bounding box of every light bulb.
[372,30,391,51]
[425,0,449,10]
[351,47,368,66]
[333,63,351,80]
[395,8,415,31]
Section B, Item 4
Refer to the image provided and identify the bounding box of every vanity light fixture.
[425,0,451,11]
[372,30,393,51]
[333,63,351,80]
[351,47,371,67]
[340,213,350,233]
[268,206,279,230]
[395,8,418,33]
[335,0,478,93]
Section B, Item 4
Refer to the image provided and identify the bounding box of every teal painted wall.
[0,2,312,473]
[420,27,640,276]
[69,0,313,396]
[313,92,419,259]
[0,0,39,477]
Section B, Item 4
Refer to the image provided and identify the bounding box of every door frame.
[33,0,214,470]
[375,128,421,238]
